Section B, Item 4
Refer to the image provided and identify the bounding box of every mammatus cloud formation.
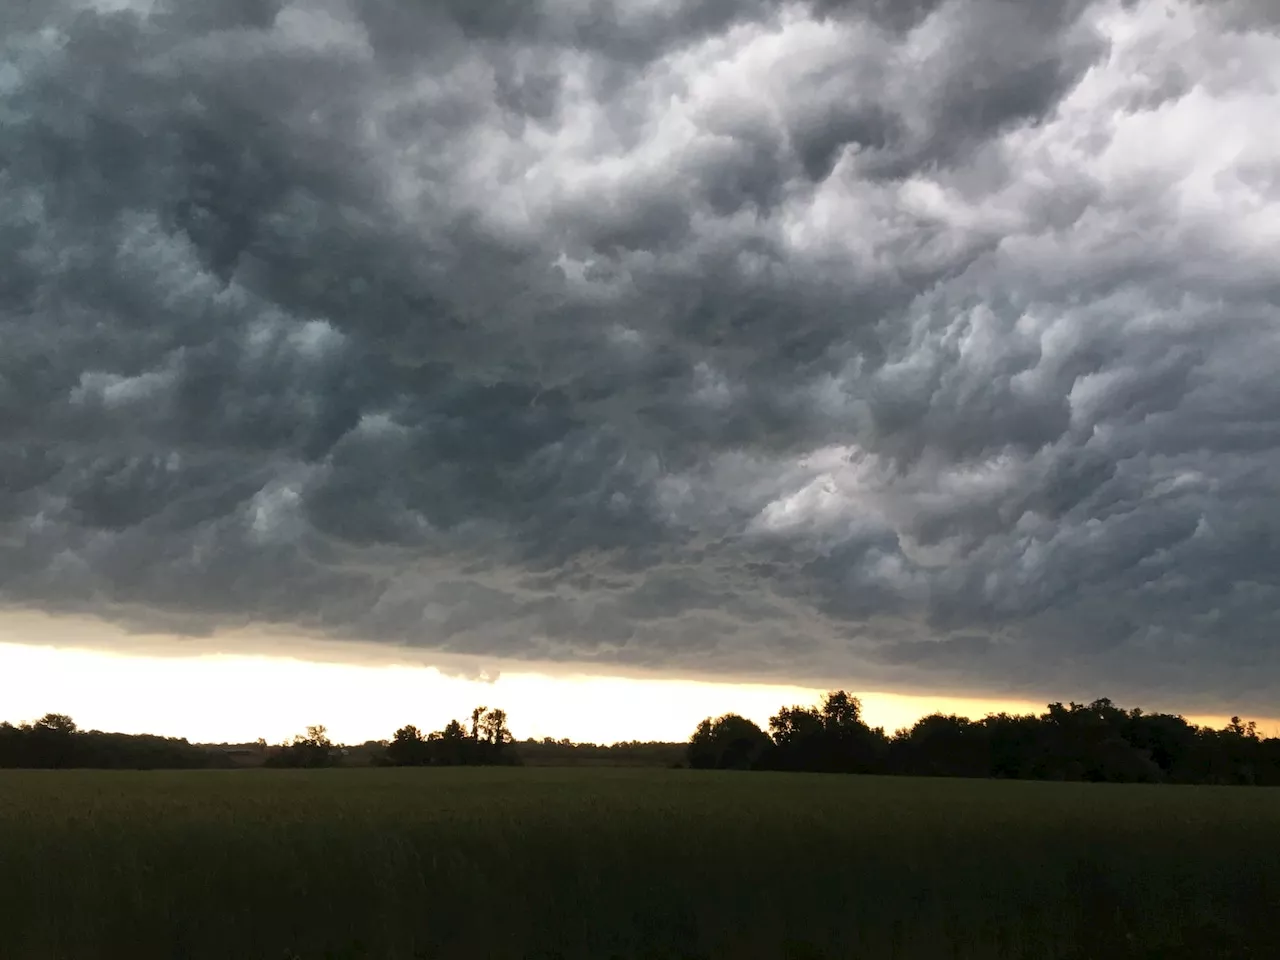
[2,0,1278,710]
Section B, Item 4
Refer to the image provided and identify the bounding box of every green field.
[1,769,1277,959]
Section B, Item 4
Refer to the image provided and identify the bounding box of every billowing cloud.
[2,0,1278,712]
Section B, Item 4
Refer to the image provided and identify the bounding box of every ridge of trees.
[263,724,340,769]
[688,692,1280,785]
[4,694,1278,784]
[262,707,517,768]
[375,707,516,768]
[0,707,518,770]
[0,713,233,769]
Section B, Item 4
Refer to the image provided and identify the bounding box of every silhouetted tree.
[1258,736,1280,787]
[688,691,1280,786]
[266,724,336,768]
[0,714,228,769]
[819,691,887,772]
[980,711,1047,779]
[29,713,78,768]
[3,694,1277,783]
[1190,717,1263,785]
[430,718,472,765]
[478,708,512,750]
[888,714,989,778]
[687,714,771,770]
[458,707,518,765]
[765,703,827,771]
[386,724,429,766]
[380,708,519,766]
[765,692,886,773]
[1031,700,1160,782]
[1125,709,1197,781]
[0,722,19,767]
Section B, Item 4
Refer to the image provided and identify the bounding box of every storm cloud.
[2,0,1278,711]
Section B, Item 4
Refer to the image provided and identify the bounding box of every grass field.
[1,768,1277,959]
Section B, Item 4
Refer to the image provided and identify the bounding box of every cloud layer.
[2,0,1278,710]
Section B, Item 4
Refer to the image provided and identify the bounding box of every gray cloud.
[2,0,1279,714]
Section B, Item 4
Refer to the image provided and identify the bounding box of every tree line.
[0,713,232,769]
[5,693,1279,784]
[262,707,518,768]
[688,692,1280,785]
[0,707,518,770]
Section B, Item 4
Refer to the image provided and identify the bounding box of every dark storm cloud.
[2,0,1279,712]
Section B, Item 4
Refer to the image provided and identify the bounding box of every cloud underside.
[1,0,1279,710]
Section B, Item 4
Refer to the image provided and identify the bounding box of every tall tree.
[266,724,335,768]
[479,708,512,749]
[387,724,428,766]
[30,713,78,768]
[765,692,885,773]
[687,714,771,770]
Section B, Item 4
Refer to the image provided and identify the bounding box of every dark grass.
[1,768,1277,959]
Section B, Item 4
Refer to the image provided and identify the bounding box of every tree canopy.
[377,707,517,767]
[3,693,1278,785]
[686,693,1280,786]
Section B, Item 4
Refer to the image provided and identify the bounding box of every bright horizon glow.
[4,639,1276,746]
[3,611,1276,745]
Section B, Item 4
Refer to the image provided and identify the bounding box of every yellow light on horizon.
[1,640,825,744]
[6,642,1274,745]
[3,612,1276,745]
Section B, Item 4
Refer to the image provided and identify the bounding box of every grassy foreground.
[1,769,1277,960]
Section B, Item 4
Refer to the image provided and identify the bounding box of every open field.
[1,769,1277,960]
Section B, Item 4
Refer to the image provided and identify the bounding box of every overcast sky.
[2,0,1278,717]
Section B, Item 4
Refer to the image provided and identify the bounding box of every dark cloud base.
[1,0,1278,712]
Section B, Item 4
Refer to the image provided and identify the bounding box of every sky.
[1,618,1271,744]
[0,633,1062,745]
[2,0,1279,742]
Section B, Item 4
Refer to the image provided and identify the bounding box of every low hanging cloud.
[2,0,1279,712]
